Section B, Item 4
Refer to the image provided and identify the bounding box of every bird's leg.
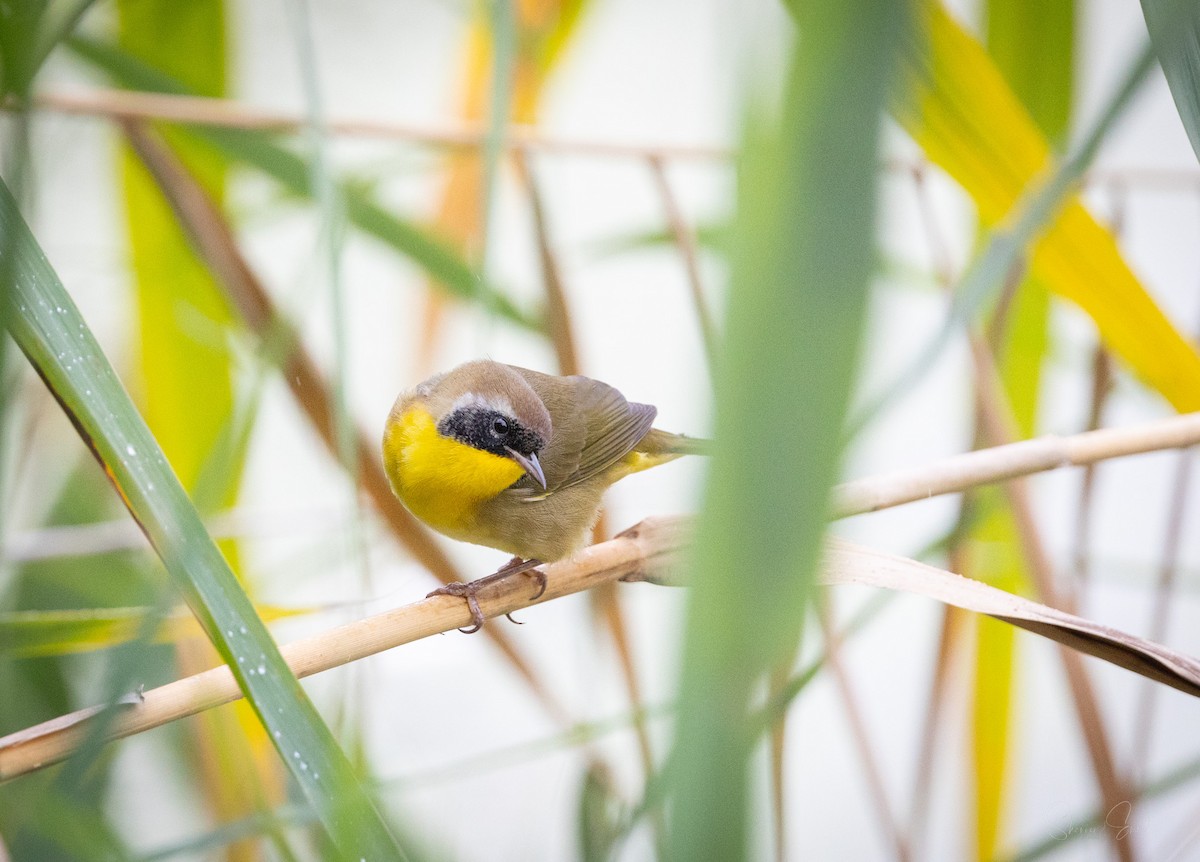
[426,556,546,633]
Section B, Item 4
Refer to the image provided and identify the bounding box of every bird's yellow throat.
[383,406,526,536]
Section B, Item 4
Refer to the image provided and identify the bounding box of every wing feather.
[503,367,656,496]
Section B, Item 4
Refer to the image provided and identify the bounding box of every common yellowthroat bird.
[383,360,704,631]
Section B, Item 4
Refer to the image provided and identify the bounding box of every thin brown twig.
[909,160,956,288]
[0,517,688,783]
[1070,183,1124,592]
[513,150,580,377]
[831,410,1200,518]
[121,119,569,726]
[10,460,1200,783]
[1069,344,1114,589]
[816,598,912,862]
[516,149,662,839]
[8,359,1200,785]
[17,404,1200,563]
[902,166,979,859]
[31,89,732,162]
[905,602,969,858]
[969,334,1136,862]
[26,90,1200,193]
[1130,446,1195,776]
[1130,211,1200,777]
[646,154,718,372]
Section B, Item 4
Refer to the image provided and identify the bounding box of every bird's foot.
[427,556,546,633]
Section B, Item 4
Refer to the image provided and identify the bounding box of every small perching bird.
[382,360,705,630]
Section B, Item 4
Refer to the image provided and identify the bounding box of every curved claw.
[426,558,547,634]
[461,593,485,634]
[427,582,486,633]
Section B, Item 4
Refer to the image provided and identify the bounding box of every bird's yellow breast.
[382,405,526,538]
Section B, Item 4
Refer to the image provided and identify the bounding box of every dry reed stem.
[1070,184,1123,590]
[39,399,1198,562]
[816,600,912,862]
[905,164,981,859]
[513,150,580,377]
[6,410,1200,779]
[1131,446,1192,774]
[831,410,1200,518]
[646,154,718,372]
[25,90,1200,194]
[7,504,1200,781]
[1130,246,1200,776]
[904,602,968,858]
[122,120,568,724]
[515,147,660,795]
[0,517,688,782]
[1069,344,1114,586]
[32,89,731,161]
[969,336,1135,862]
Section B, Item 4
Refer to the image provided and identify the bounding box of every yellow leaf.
[898,2,1200,412]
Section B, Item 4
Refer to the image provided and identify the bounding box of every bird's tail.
[639,428,711,457]
[615,429,709,480]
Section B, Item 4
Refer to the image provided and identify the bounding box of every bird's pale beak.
[506,447,547,489]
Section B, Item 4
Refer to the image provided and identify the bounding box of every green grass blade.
[115,0,236,498]
[665,3,906,858]
[64,34,543,334]
[0,0,99,96]
[479,0,516,294]
[1,606,161,658]
[1141,0,1200,163]
[1000,752,1200,862]
[113,1,290,842]
[849,28,1158,435]
[966,3,1076,856]
[987,0,1074,145]
[137,805,310,861]
[0,603,309,659]
[0,180,405,860]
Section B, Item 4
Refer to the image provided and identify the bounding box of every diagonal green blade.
[665,1,906,858]
[0,179,404,861]
[64,34,543,334]
[1141,0,1200,164]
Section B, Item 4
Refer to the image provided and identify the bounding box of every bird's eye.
[491,416,509,437]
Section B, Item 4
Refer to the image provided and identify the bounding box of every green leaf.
[853,9,1174,432]
[1001,752,1200,862]
[65,34,544,334]
[987,0,1074,144]
[1141,0,1200,164]
[588,223,729,260]
[577,763,624,862]
[665,2,907,858]
[966,3,1076,856]
[0,0,99,97]
[0,179,404,861]
[0,603,309,659]
[115,0,237,499]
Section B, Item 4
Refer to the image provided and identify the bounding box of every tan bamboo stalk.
[30,89,732,161]
[22,90,1200,193]
[5,412,1200,781]
[831,410,1200,517]
[0,518,686,782]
